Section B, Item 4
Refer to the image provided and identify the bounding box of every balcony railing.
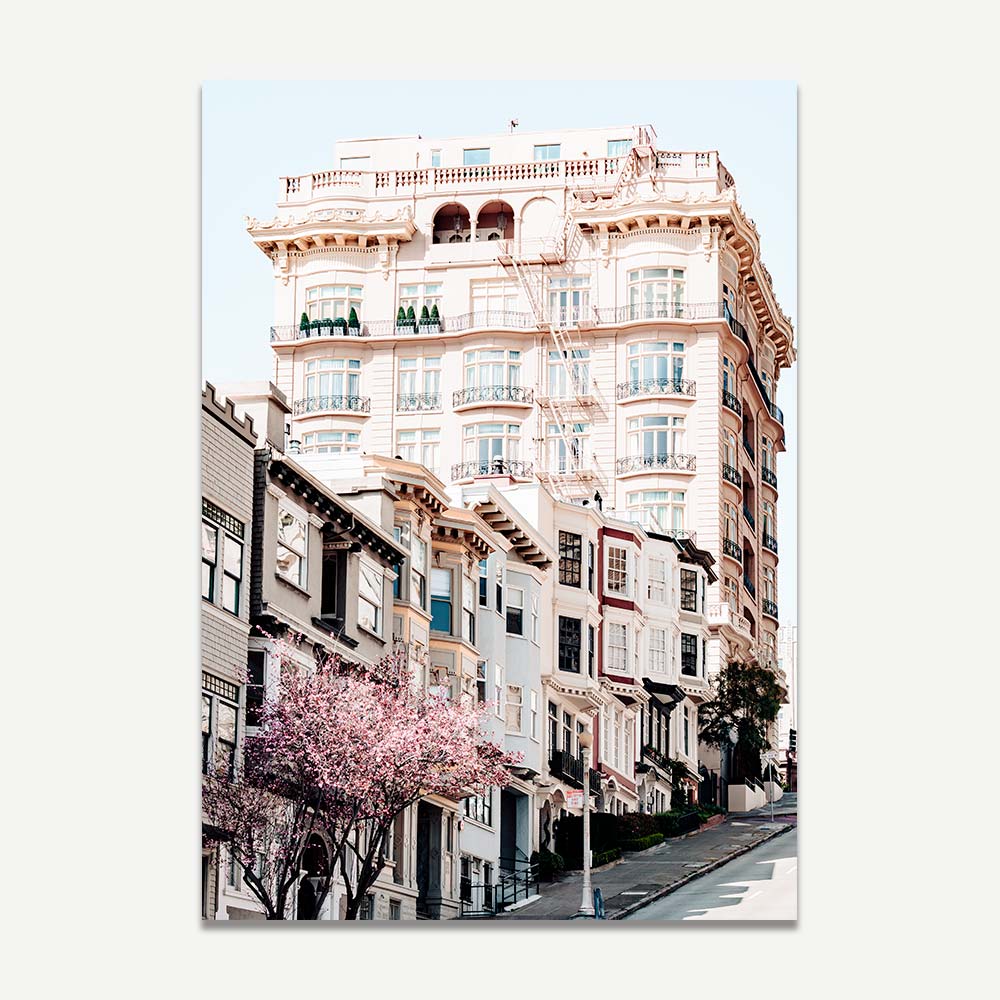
[453,385,534,407]
[589,768,602,798]
[549,749,585,789]
[723,302,784,424]
[763,533,778,554]
[642,744,670,770]
[395,392,441,413]
[616,377,697,400]
[616,453,697,475]
[743,436,756,463]
[743,576,756,600]
[769,403,784,425]
[706,602,752,637]
[763,598,779,620]
[270,310,535,343]
[743,504,756,530]
[293,394,370,415]
[594,301,725,324]
[762,466,778,488]
[722,390,742,416]
[723,464,742,488]
[451,459,533,480]
[723,538,743,562]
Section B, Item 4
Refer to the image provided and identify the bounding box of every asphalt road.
[624,826,797,921]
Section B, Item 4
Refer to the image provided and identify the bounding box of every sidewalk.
[499,814,793,920]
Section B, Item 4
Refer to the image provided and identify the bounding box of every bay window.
[548,700,559,751]
[558,530,582,587]
[464,349,521,390]
[276,508,307,589]
[627,268,685,319]
[626,490,686,533]
[305,284,362,322]
[506,587,524,635]
[396,428,440,473]
[763,566,776,604]
[649,628,667,672]
[358,561,383,635]
[607,545,629,596]
[506,685,523,734]
[462,422,521,467]
[558,615,581,673]
[608,622,629,673]
[547,276,589,325]
[530,690,539,739]
[626,341,686,388]
[301,430,359,454]
[430,567,452,633]
[303,358,362,407]
[531,593,539,643]
[627,414,686,457]
[680,569,698,612]
[478,559,488,606]
[761,435,776,475]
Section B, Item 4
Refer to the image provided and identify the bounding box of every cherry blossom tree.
[202,633,518,920]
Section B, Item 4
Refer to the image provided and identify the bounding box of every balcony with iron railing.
[762,598,779,620]
[762,533,778,555]
[616,453,697,476]
[723,538,743,563]
[453,385,534,409]
[271,310,535,343]
[604,508,697,542]
[723,302,785,428]
[723,464,742,488]
[589,768,602,798]
[616,377,697,401]
[594,301,725,325]
[549,749,585,789]
[762,466,778,489]
[743,436,756,463]
[642,743,670,771]
[743,576,757,600]
[743,504,756,531]
[451,458,533,481]
[293,394,371,416]
[395,392,442,413]
[722,390,742,416]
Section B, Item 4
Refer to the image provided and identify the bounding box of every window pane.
[223,574,239,614]
[223,537,242,578]
[202,523,217,561]
[463,148,490,165]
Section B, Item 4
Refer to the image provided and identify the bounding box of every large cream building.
[246,121,793,701]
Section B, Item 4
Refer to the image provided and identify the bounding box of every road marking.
[783,863,797,876]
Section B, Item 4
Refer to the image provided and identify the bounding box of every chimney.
[214,381,291,451]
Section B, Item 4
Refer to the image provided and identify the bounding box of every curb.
[607,822,793,920]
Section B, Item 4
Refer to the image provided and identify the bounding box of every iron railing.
[616,377,696,400]
[453,385,534,407]
[743,436,756,462]
[589,768,602,798]
[769,403,784,425]
[395,392,441,412]
[763,533,778,554]
[763,598,779,619]
[723,463,742,487]
[743,504,756,530]
[616,453,697,474]
[723,538,743,562]
[293,394,370,415]
[642,744,670,770]
[743,576,756,600]
[722,390,742,415]
[451,458,533,480]
[270,309,535,342]
[762,466,778,488]
[594,301,725,324]
[549,749,585,788]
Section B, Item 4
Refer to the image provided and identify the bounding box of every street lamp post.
[576,731,595,918]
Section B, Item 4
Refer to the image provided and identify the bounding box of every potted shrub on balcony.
[310,318,324,336]
[395,306,409,335]
[318,317,334,336]
[428,303,442,333]
[405,305,417,333]
[333,316,348,333]
[347,307,360,335]
[299,312,310,337]
[418,304,433,334]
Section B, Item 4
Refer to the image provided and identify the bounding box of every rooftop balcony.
[293,394,370,416]
[616,453,697,476]
[616,377,696,401]
[453,385,534,410]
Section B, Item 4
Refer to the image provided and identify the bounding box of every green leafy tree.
[698,659,782,782]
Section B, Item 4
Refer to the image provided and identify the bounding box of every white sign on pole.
[566,790,584,809]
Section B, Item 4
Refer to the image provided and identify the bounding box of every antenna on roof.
[508,118,519,133]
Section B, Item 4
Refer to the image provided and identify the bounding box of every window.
[246,649,266,728]
[478,559,488,607]
[304,358,361,403]
[683,706,691,756]
[202,672,239,779]
[389,900,402,920]
[202,523,217,601]
[587,542,595,593]
[276,509,307,588]
[680,569,698,612]
[396,356,441,408]
[305,285,363,322]
[762,500,776,538]
[476,660,487,704]
[608,138,632,157]
[681,634,698,676]
[463,575,475,644]
[627,268,685,319]
[396,428,440,474]
[608,623,628,673]
[534,143,561,160]
[587,625,596,677]
[301,430,359,455]
[558,531,582,587]
[648,559,667,603]
[724,430,739,469]
[531,593,539,644]
[547,348,591,398]
[546,421,590,473]
[763,566,777,603]
[530,690,539,739]
[398,284,442,318]
[494,664,503,718]
[463,348,521,391]
[464,792,493,826]
[495,563,504,612]
[430,150,441,167]
[392,522,409,599]
[506,685,523,733]
[462,422,522,471]
[627,490,686,533]
[607,546,628,595]
[626,341,686,387]
[562,711,574,755]
[358,561,383,635]
[505,587,524,635]
[412,538,427,608]
[627,414,686,458]
[558,616,581,673]
[470,277,522,315]
[649,628,667,672]
[202,501,245,614]
[762,435,776,475]
[724,575,740,612]
[227,847,239,888]
[430,567,452,632]
[339,156,369,170]
[723,356,737,397]
[724,501,739,543]
[463,148,490,165]
[359,894,375,920]
[548,277,589,326]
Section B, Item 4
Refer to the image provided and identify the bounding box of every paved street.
[624,826,797,921]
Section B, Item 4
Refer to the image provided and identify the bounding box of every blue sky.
[203,80,797,622]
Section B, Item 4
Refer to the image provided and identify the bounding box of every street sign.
[566,790,584,809]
